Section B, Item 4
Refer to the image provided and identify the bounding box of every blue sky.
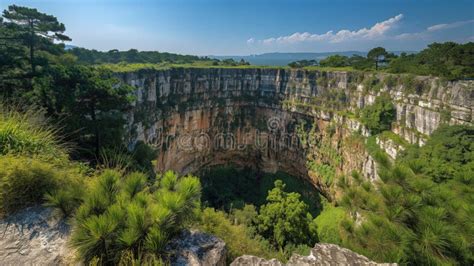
[1,0,473,55]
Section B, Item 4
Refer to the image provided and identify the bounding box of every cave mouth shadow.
[195,164,322,216]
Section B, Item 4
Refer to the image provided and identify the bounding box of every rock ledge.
[231,243,397,266]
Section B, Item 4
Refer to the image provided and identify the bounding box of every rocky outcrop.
[231,255,284,266]
[376,135,405,160]
[0,207,226,266]
[0,206,72,265]
[231,243,396,266]
[166,230,227,266]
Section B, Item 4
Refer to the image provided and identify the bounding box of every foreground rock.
[0,207,226,265]
[166,230,227,266]
[231,243,396,266]
[0,206,72,265]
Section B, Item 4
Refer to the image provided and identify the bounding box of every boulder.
[0,207,226,266]
[0,206,73,265]
[230,255,283,266]
[166,230,227,266]
[231,243,397,266]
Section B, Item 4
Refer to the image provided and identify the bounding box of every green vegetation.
[0,105,319,263]
[97,61,284,72]
[2,5,71,74]
[288,43,474,80]
[198,166,321,215]
[0,106,84,217]
[197,179,320,262]
[0,106,66,159]
[367,47,395,70]
[288,59,318,68]
[331,125,474,265]
[256,180,318,251]
[314,202,345,245]
[197,207,283,263]
[69,47,204,65]
[1,4,473,266]
[70,170,201,264]
[0,156,81,217]
[360,94,396,134]
[389,42,474,80]
[399,125,474,183]
[320,55,351,68]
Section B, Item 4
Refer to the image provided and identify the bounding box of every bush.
[360,95,396,134]
[314,203,345,245]
[0,156,81,215]
[0,156,60,216]
[0,105,67,160]
[196,207,282,263]
[335,125,474,265]
[70,170,201,264]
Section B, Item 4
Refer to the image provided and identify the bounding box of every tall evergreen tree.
[2,5,71,74]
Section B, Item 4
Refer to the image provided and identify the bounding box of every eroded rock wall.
[120,68,473,195]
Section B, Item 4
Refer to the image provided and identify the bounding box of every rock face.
[166,230,227,266]
[0,206,72,265]
[0,208,226,266]
[120,68,473,196]
[231,243,396,266]
[231,255,284,266]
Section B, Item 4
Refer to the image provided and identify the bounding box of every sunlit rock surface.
[166,230,227,266]
[231,243,397,266]
[0,207,72,265]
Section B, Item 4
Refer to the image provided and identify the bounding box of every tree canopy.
[2,5,70,73]
[256,180,318,250]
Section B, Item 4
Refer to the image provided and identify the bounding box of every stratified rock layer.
[121,68,473,194]
[231,243,397,266]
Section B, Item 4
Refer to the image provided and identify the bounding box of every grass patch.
[0,106,67,160]
[314,202,346,245]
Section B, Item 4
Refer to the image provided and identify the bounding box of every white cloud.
[246,38,255,44]
[427,19,474,32]
[252,14,403,45]
[395,19,474,40]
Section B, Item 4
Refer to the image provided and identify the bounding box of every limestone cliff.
[119,68,473,197]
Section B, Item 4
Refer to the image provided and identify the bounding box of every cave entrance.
[197,164,322,216]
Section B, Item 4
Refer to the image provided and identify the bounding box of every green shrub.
[196,207,283,263]
[335,125,474,265]
[70,170,201,264]
[199,166,321,216]
[315,203,345,245]
[0,156,59,216]
[360,95,396,134]
[0,106,67,160]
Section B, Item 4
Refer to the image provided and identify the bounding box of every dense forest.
[0,4,473,265]
[289,43,474,80]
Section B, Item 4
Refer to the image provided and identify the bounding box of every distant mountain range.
[210,51,415,66]
[63,46,415,66]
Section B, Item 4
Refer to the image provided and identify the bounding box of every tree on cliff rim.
[2,5,71,74]
[367,47,388,70]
